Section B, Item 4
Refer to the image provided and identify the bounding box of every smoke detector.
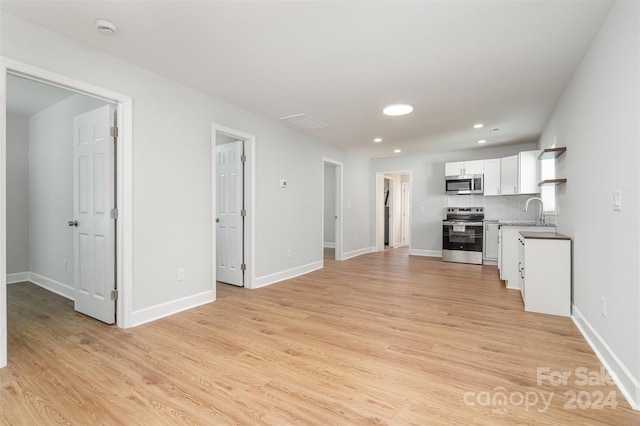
[95,19,118,36]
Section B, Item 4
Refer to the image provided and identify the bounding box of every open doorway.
[1,59,133,369]
[375,170,412,252]
[322,159,343,261]
[212,124,255,289]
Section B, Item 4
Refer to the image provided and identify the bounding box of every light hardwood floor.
[1,249,639,425]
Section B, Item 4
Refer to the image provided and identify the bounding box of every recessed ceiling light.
[473,123,484,129]
[373,138,382,143]
[394,149,402,153]
[478,140,487,144]
[95,18,118,36]
[383,103,414,116]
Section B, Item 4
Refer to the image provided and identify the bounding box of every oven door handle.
[443,221,484,226]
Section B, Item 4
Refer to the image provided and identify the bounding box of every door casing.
[322,159,343,261]
[0,57,133,369]
[211,124,255,289]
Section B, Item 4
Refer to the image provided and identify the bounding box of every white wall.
[28,94,108,289]
[6,113,29,275]
[323,163,335,246]
[1,12,372,322]
[537,1,640,408]
[371,143,537,256]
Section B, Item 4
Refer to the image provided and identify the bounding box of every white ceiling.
[6,74,75,117]
[1,1,614,157]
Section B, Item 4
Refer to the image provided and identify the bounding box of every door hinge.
[111,208,118,219]
[110,126,119,138]
[241,209,246,217]
[240,263,246,272]
[110,290,118,301]
[240,154,247,162]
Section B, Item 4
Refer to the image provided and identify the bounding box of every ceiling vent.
[279,113,328,130]
[490,127,501,133]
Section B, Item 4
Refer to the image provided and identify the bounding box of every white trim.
[1,58,134,368]
[374,170,413,253]
[6,272,30,284]
[29,272,74,300]
[572,305,640,410]
[342,247,374,260]
[322,158,343,261]
[323,242,336,248]
[211,124,256,290]
[408,249,442,257]
[130,290,215,327]
[254,261,323,289]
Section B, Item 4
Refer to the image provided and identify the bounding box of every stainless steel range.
[442,207,484,265]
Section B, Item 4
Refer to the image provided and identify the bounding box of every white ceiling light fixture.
[95,18,118,36]
[473,123,484,129]
[383,103,414,117]
[394,149,402,153]
[373,138,382,143]
[478,139,487,144]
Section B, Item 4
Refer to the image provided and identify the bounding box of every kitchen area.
[443,148,571,317]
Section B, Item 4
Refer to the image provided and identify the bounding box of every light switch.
[613,190,622,211]
[280,179,288,188]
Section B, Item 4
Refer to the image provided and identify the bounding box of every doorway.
[375,170,412,252]
[212,124,255,289]
[322,159,343,261]
[1,59,133,368]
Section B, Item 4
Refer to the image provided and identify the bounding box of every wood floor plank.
[1,249,639,424]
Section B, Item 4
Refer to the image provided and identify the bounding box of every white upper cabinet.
[483,158,501,196]
[445,160,484,176]
[518,150,541,194]
[499,150,541,195]
[500,155,519,195]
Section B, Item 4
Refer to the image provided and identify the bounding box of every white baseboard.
[342,246,374,260]
[28,272,74,300]
[572,305,640,410]
[130,290,215,327]
[408,249,442,257]
[6,272,30,284]
[323,242,336,248]
[253,260,323,289]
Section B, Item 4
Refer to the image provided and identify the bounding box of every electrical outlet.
[286,249,292,259]
[177,268,185,281]
[601,297,607,317]
[280,179,288,188]
[63,260,67,271]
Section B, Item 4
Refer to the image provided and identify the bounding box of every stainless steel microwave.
[445,174,484,195]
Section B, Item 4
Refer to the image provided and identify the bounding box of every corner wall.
[6,113,28,276]
[538,1,640,408]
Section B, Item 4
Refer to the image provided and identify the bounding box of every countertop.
[493,220,556,227]
[519,231,571,240]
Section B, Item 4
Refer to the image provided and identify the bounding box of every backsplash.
[447,194,555,223]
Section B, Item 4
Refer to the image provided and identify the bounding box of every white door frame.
[211,124,255,289]
[401,181,411,247]
[375,170,412,252]
[322,158,343,261]
[0,57,134,368]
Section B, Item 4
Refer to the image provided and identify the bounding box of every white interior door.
[216,140,244,286]
[72,105,115,324]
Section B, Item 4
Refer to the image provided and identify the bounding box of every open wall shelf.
[538,178,567,187]
[538,147,567,160]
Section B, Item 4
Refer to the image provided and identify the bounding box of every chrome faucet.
[525,197,545,224]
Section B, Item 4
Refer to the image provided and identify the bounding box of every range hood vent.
[279,113,328,130]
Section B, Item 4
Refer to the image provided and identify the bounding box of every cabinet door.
[484,222,499,260]
[483,158,501,196]
[500,155,518,195]
[464,160,484,175]
[518,150,541,194]
[445,161,464,176]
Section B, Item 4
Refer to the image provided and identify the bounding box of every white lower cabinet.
[519,232,571,317]
[499,225,555,288]
[483,221,499,264]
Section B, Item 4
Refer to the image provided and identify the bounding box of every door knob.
[216,218,220,223]
[68,220,78,227]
